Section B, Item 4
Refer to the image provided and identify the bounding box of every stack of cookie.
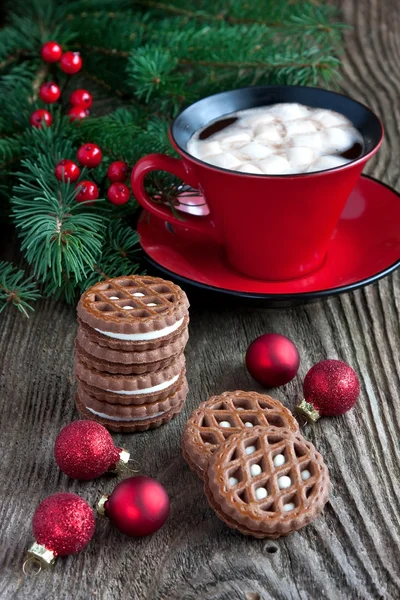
[182,391,330,538]
[74,275,189,432]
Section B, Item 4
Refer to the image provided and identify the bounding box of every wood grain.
[1,0,399,598]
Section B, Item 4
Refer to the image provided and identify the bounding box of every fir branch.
[0,260,40,317]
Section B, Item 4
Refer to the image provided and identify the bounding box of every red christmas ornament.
[296,359,360,423]
[60,51,82,74]
[39,82,61,104]
[55,159,81,182]
[75,180,99,203]
[30,109,52,128]
[245,333,300,387]
[68,106,89,121]
[26,493,95,568]
[70,89,93,108]
[98,476,170,537]
[54,421,129,480]
[107,182,130,205]
[41,41,62,63]
[77,143,103,168]
[107,161,129,182]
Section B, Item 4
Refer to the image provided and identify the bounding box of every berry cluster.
[55,144,131,205]
[31,41,91,128]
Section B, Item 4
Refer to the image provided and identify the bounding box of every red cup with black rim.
[131,86,383,281]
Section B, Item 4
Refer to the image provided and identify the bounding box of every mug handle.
[131,153,218,239]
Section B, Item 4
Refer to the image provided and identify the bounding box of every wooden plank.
[0,0,399,598]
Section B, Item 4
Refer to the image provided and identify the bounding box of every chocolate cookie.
[182,391,299,479]
[75,351,185,403]
[75,376,188,433]
[204,426,330,538]
[77,275,189,351]
[76,325,189,374]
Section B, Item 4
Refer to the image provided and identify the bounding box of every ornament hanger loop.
[22,557,42,576]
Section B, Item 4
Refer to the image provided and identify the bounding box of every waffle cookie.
[76,325,189,375]
[77,275,189,352]
[75,352,185,404]
[204,426,330,538]
[182,391,299,479]
[76,376,188,433]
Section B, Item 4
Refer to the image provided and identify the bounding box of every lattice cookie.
[182,391,299,479]
[77,275,189,349]
[76,376,188,433]
[204,426,330,538]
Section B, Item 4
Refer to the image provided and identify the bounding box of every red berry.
[41,41,62,63]
[107,161,129,182]
[68,106,89,121]
[77,143,103,168]
[60,52,82,74]
[55,160,81,183]
[70,89,92,108]
[75,180,99,203]
[107,182,130,205]
[30,109,52,128]
[39,82,61,104]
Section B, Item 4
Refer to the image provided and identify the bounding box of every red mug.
[131,86,383,281]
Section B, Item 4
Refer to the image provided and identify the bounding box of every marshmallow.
[237,142,273,160]
[291,131,326,150]
[259,155,291,175]
[307,155,350,173]
[286,147,316,172]
[266,102,312,120]
[254,123,283,143]
[284,119,318,136]
[237,163,263,174]
[313,109,351,128]
[324,127,362,153]
[206,152,241,170]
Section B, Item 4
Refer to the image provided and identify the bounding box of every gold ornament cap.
[23,542,56,574]
[97,494,109,517]
[295,399,320,423]
[110,448,130,475]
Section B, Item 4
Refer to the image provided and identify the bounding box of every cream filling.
[106,373,179,396]
[95,317,184,341]
[87,407,165,422]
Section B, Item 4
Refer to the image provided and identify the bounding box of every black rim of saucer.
[139,174,400,303]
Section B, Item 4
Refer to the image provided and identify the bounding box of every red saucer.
[137,176,400,305]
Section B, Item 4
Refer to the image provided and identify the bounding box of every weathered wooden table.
[1,1,399,598]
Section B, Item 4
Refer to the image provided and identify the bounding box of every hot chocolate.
[187,103,363,175]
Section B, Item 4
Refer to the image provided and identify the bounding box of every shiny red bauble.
[107,161,129,182]
[102,476,170,537]
[70,89,93,108]
[39,82,61,104]
[32,493,95,556]
[41,41,62,63]
[77,143,103,168]
[68,106,89,121]
[245,333,300,387]
[30,109,52,128]
[298,359,360,421]
[60,51,82,74]
[54,421,122,480]
[75,180,99,203]
[55,159,81,182]
[107,182,130,205]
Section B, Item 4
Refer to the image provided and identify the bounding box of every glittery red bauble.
[75,180,99,203]
[39,82,61,103]
[107,182,130,205]
[245,333,300,387]
[41,41,62,63]
[30,109,52,128]
[68,106,89,121]
[70,89,92,108]
[104,476,169,537]
[32,493,95,556]
[54,421,121,480]
[107,161,128,182]
[60,51,82,74]
[55,159,81,182]
[77,143,102,168]
[303,359,360,417]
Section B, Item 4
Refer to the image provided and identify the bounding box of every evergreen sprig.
[0,260,40,316]
[0,0,347,315]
